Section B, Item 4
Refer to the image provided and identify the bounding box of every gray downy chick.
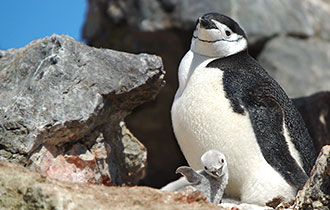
[161,150,229,204]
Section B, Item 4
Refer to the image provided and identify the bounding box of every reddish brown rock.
[29,136,111,185]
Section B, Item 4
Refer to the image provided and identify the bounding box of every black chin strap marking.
[193,35,243,43]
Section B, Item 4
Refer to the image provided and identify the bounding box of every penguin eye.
[204,166,208,171]
[225,30,231,36]
[221,159,224,163]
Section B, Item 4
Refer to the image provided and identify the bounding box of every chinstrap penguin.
[161,150,229,204]
[171,13,317,205]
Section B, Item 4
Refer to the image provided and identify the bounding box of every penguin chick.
[161,150,228,204]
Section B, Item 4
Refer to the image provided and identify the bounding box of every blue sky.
[0,1,87,49]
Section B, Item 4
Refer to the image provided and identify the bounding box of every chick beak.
[210,167,223,177]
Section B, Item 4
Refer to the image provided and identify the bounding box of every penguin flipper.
[176,166,202,184]
[161,176,190,192]
[244,81,308,189]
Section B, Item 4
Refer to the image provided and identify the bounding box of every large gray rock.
[307,0,330,41]
[294,145,330,210]
[258,36,330,98]
[0,34,165,185]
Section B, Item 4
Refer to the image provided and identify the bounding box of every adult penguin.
[171,13,316,205]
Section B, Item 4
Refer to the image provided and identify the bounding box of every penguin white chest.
[171,66,297,202]
[172,66,258,171]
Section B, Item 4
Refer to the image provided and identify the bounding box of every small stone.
[294,145,330,210]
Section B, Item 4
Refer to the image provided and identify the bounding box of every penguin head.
[191,13,248,58]
[201,150,228,178]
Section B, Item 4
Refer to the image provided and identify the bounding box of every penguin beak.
[210,167,223,177]
[199,16,217,30]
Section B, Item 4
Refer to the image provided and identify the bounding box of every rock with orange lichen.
[29,139,110,185]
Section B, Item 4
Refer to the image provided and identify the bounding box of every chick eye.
[221,159,224,163]
[225,30,231,36]
[204,166,208,170]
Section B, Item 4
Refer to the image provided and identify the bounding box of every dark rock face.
[294,145,330,210]
[293,92,330,154]
[0,34,165,185]
[84,0,191,187]
[82,0,330,187]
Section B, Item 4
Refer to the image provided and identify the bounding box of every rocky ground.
[0,161,218,210]
[1,0,330,209]
[0,146,328,209]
